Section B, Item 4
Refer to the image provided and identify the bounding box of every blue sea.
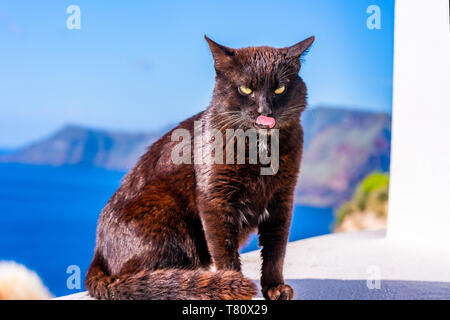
[0,163,334,297]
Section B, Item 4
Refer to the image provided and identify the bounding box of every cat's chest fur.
[194,122,302,229]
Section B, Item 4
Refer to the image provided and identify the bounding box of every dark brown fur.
[85,35,314,300]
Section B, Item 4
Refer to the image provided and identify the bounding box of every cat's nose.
[258,108,272,116]
[257,96,273,115]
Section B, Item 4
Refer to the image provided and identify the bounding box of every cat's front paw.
[263,284,294,300]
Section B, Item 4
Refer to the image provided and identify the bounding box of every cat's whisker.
[213,115,245,132]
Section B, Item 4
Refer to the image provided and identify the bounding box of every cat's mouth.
[255,116,276,129]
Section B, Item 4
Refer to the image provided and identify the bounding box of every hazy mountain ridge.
[297,107,391,207]
[0,125,160,171]
[0,149,14,156]
[0,107,391,207]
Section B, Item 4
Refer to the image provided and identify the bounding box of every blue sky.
[0,0,395,148]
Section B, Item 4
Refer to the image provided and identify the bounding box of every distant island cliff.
[0,126,160,171]
[296,107,391,207]
[0,107,391,208]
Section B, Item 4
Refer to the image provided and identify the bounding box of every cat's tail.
[85,257,257,300]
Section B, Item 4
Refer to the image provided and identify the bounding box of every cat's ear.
[204,35,236,73]
[286,36,315,59]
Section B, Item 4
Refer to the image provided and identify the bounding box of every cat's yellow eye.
[274,85,286,95]
[239,85,253,95]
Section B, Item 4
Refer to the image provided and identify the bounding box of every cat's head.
[205,35,314,130]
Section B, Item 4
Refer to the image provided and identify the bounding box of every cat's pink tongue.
[256,116,276,128]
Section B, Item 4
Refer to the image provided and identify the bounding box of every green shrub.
[334,172,389,229]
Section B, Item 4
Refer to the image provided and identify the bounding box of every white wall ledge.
[57,230,450,300]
